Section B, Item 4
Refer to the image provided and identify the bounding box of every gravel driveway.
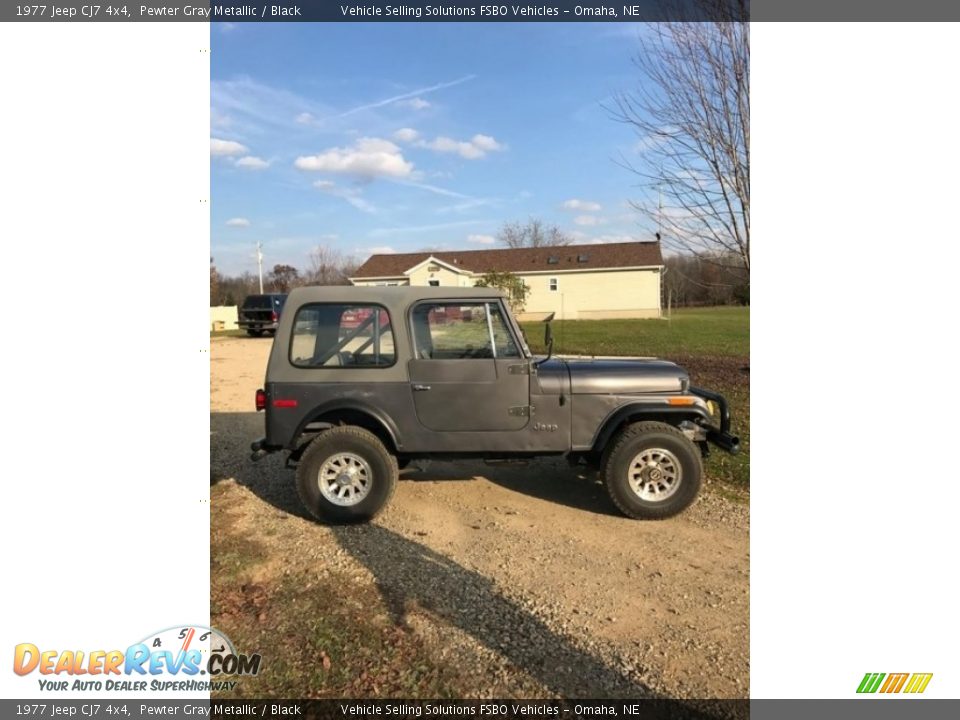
[210,336,749,699]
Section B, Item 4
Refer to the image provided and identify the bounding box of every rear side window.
[290,304,395,368]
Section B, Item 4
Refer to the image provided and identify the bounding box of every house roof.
[352,240,663,278]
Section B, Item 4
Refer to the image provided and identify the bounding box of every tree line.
[210,246,359,306]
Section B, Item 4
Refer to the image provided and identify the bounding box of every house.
[350,240,663,320]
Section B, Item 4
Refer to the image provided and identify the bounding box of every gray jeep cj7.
[251,286,739,522]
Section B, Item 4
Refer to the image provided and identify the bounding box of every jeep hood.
[558,357,688,395]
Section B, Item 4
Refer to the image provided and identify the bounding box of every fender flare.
[290,399,403,452]
[589,402,710,454]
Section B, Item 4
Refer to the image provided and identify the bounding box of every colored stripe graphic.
[857,673,885,693]
[857,672,932,694]
[880,673,909,693]
[903,673,933,694]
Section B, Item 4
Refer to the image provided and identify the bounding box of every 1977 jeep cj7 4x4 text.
[251,286,739,522]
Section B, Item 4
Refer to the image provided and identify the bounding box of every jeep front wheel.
[601,421,702,520]
[295,426,398,523]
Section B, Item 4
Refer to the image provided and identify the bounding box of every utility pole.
[657,174,663,238]
[256,241,264,294]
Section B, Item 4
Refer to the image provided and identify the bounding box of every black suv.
[238,294,287,336]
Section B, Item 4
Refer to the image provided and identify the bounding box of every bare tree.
[210,257,220,306]
[268,263,300,293]
[497,218,571,249]
[614,15,749,271]
[305,245,356,286]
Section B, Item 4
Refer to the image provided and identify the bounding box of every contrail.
[332,75,477,119]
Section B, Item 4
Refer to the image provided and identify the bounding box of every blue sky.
[211,23,660,276]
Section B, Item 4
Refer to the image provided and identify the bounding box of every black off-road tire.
[601,421,703,520]
[296,426,398,523]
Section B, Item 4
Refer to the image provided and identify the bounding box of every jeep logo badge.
[533,422,559,432]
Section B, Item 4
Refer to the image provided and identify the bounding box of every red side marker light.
[272,399,298,408]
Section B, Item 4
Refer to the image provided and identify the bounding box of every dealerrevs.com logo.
[13,625,261,693]
[857,672,933,694]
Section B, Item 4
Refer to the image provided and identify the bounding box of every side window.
[549,278,558,292]
[412,302,519,359]
[290,304,395,368]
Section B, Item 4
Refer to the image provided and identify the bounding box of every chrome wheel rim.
[628,448,682,502]
[317,452,372,506]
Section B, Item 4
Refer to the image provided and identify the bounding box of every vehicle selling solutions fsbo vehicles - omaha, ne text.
[251,286,739,522]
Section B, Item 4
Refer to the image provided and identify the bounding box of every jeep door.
[407,300,530,431]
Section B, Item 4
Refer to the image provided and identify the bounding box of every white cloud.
[368,246,397,255]
[467,234,496,245]
[235,155,270,170]
[225,217,250,227]
[400,98,431,110]
[295,137,414,180]
[210,138,248,157]
[419,133,504,160]
[393,127,420,143]
[313,179,377,214]
[573,214,605,226]
[563,199,602,212]
[295,112,315,124]
[471,134,500,152]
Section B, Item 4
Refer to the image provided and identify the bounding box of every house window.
[547,256,559,264]
[577,254,589,263]
[549,278,558,292]
[428,279,440,287]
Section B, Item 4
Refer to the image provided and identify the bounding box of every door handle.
[412,384,432,392]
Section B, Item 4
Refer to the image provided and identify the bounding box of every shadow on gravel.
[211,412,658,698]
[329,521,657,699]
[409,461,622,517]
[211,412,620,517]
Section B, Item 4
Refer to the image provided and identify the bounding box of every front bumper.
[690,386,741,455]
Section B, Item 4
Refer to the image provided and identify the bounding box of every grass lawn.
[523,306,750,492]
[521,306,749,358]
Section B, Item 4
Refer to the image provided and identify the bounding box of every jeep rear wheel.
[296,426,398,523]
[602,421,702,520]
[246,329,263,337]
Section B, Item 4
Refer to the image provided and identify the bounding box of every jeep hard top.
[252,286,739,522]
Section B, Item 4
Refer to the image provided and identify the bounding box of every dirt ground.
[210,336,749,699]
